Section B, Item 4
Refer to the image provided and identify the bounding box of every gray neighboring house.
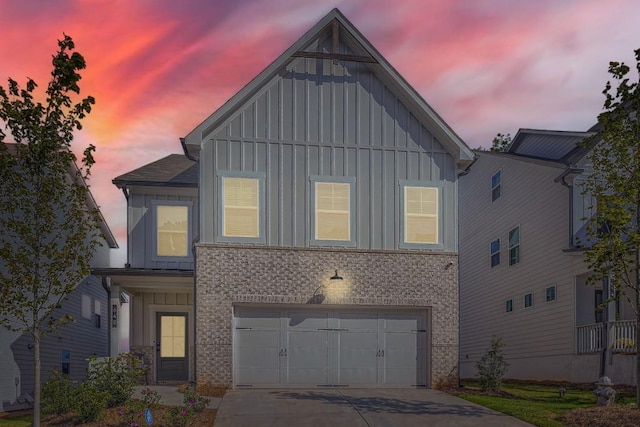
[182,8,474,388]
[459,128,637,385]
[0,145,118,411]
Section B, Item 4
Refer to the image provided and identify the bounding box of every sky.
[1,0,639,266]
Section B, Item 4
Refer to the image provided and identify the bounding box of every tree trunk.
[33,329,40,427]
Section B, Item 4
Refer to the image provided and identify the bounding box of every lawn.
[0,413,32,427]
[457,381,638,427]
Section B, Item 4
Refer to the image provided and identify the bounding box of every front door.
[156,312,188,381]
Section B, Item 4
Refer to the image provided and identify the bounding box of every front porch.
[576,320,637,354]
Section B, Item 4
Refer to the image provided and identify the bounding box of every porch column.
[110,284,122,357]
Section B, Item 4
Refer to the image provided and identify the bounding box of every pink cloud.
[2,0,640,263]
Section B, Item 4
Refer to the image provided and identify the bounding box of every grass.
[0,413,32,427]
[457,381,637,427]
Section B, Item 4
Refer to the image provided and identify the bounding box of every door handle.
[156,341,160,352]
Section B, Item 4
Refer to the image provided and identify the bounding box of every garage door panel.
[384,314,424,332]
[339,332,377,368]
[338,312,378,330]
[385,332,426,349]
[288,311,330,329]
[237,330,281,349]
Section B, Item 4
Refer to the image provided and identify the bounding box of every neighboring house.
[0,145,118,411]
[459,128,637,385]
[180,8,474,388]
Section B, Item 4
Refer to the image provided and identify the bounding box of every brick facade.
[195,244,458,387]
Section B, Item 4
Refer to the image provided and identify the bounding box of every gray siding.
[11,276,108,399]
[127,186,198,270]
[459,153,588,380]
[200,40,458,251]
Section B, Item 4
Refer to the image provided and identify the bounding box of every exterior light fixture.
[330,270,343,280]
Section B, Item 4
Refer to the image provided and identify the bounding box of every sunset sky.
[1,0,639,265]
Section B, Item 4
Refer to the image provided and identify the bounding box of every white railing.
[577,321,637,354]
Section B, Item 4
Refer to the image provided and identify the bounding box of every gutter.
[180,137,198,162]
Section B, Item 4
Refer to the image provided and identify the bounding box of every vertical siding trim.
[394,150,399,249]
[355,64,360,146]
[370,148,374,246]
[279,143,284,245]
[278,79,283,141]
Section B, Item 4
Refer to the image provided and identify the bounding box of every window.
[490,239,500,267]
[217,172,265,243]
[400,181,441,248]
[509,226,520,265]
[316,182,350,240]
[81,295,91,319]
[505,299,513,313]
[153,201,191,259]
[223,177,259,237]
[491,170,501,202]
[524,292,533,309]
[94,300,101,328]
[545,285,556,302]
[311,176,355,246]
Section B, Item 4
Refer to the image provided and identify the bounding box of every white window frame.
[217,171,266,244]
[490,238,500,267]
[151,200,193,261]
[545,284,557,303]
[509,225,520,266]
[524,292,533,309]
[310,176,356,247]
[399,180,443,249]
[491,170,501,202]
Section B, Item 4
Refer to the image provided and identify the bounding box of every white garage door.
[234,306,428,388]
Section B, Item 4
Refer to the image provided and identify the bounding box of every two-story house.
[99,8,474,388]
[181,8,474,388]
[459,128,637,385]
[0,144,118,411]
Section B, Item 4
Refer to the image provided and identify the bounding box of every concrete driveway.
[213,388,534,426]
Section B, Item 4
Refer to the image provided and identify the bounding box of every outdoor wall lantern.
[330,269,343,281]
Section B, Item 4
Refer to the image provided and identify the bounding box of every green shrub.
[168,391,211,426]
[74,381,107,423]
[476,335,509,391]
[119,387,161,427]
[42,370,76,415]
[86,353,143,407]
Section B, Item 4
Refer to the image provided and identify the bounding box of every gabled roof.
[508,128,595,165]
[2,142,118,249]
[182,8,474,168]
[113,154,197,188]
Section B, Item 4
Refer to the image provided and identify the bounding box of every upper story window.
[505,299,513,313]
[217,172,265,243]
[491,170,501,202]
[151,200,192,261]
[508,225,520,265]
[545,284,557,302]
[524,292,533,309]
[400,181,442,249]
[311,176,356,246]
[490,238,500,267]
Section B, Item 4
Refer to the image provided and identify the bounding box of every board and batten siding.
[459,153,588,379]
[130,290,193,347]
[199,43,458,251]
[127,186,198,270]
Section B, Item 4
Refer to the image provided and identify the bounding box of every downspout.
[192,238,198,384]
[121,185,131,268]
[101,276,111,356]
